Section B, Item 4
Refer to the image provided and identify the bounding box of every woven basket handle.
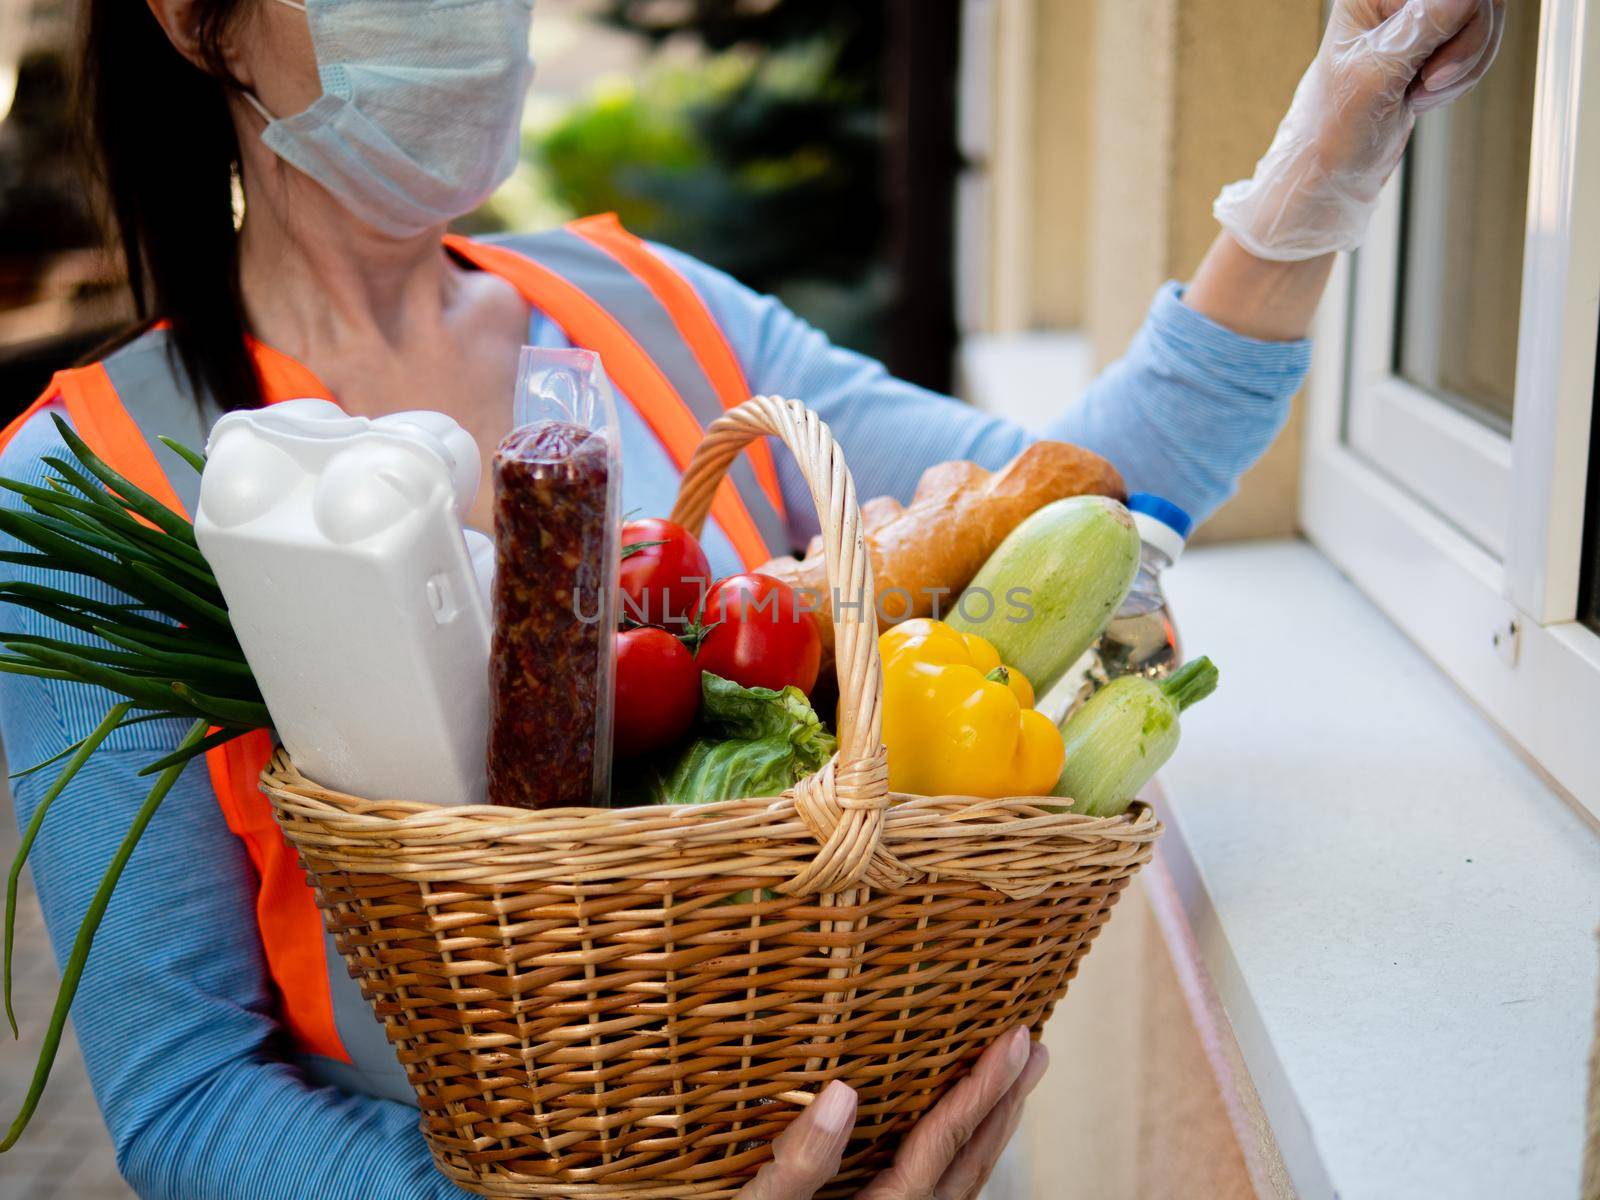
[670,396,900,894]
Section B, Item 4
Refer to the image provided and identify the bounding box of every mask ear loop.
[244,0,309,123]
[242,89,277,126]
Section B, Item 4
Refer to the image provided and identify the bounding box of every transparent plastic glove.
[1214,0,1506,261]
[735,1027,1049,1200]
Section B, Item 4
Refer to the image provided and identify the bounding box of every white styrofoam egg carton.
[195,399,491,806]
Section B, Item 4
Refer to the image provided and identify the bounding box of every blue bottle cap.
[1126,492,1193,540]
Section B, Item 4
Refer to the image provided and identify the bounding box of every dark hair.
[79,0,263,411]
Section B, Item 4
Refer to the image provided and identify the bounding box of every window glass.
[1581,321,1600,635]
[1395,1,1542,433]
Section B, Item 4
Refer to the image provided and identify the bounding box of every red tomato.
[695,574,822,694]
[619,518,712,627]
[614,626,701,757]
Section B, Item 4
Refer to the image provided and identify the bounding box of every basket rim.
[262,750,1161,899]
[261,750,1159,839]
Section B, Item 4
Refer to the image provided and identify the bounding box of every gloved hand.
[1214,0,1506,261]
[735,1026,1049,1200]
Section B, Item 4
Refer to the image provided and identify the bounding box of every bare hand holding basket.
[263,395,1161,1198]
[738,1028,1050,1200]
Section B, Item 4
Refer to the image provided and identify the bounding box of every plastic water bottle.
[1042,492,1191,722]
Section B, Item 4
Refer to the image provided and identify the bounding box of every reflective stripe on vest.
[2,362,188,514]
[0,220,777,1105]
[567,214,785,510]
[445,227,790,567]
[532,215,785,518]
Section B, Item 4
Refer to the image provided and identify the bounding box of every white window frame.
[1343,113,1516,559]
[1302,0,1600,821]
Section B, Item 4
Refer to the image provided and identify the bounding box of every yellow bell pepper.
[879,618,1065,798]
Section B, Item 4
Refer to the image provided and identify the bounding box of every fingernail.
[1426,58,1471,90]
[1020,1043,1051,1093]
[813,1080,856,1135]
[1008,1027,1031,1073]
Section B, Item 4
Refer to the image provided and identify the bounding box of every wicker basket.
[263,395,1162,1198]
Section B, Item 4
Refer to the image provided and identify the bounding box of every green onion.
[0,421,267,1151]
[156,436,208,477]
[51,419,196,543]
[0,720,208,1151]
[4,703,131,1037]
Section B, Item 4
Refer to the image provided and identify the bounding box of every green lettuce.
[655,673,836,806]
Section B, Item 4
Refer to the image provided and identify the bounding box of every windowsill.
[955,329,1095,430]
[1154,538,1600,1200]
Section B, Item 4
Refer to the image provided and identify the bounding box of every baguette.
[763,440,1126,656]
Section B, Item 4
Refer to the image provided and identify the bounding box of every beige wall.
[1082,0,1178,366]
[967,0,1323,541]
[1027,0,1096,330]
[1020,874,1262,1199]
[1085,0,1321,542]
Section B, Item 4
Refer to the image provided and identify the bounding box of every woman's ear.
[144,0,256,87]
[144,0,207,70]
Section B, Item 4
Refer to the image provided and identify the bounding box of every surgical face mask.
[245,0,536,237]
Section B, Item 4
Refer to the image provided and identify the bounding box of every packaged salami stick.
[488,348,621,809]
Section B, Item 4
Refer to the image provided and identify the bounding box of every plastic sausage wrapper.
[487,348,621,809]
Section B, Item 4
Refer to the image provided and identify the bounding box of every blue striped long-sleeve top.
[0,251,1309,1199]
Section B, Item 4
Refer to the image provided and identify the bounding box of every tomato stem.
[620,539,668,561]
[677,617,723,655]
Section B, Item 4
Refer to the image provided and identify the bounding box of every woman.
[0,0,1500,1196]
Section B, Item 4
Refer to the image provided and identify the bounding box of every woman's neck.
[234,139,462,361]
[226,105,532,472]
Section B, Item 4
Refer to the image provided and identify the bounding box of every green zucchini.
[1050,657,1218,816]
[946,495,1140,693]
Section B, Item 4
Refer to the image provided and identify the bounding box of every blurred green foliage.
[473,0,889,358]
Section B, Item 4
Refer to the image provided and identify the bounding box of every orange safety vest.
[0,216,787,1100]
